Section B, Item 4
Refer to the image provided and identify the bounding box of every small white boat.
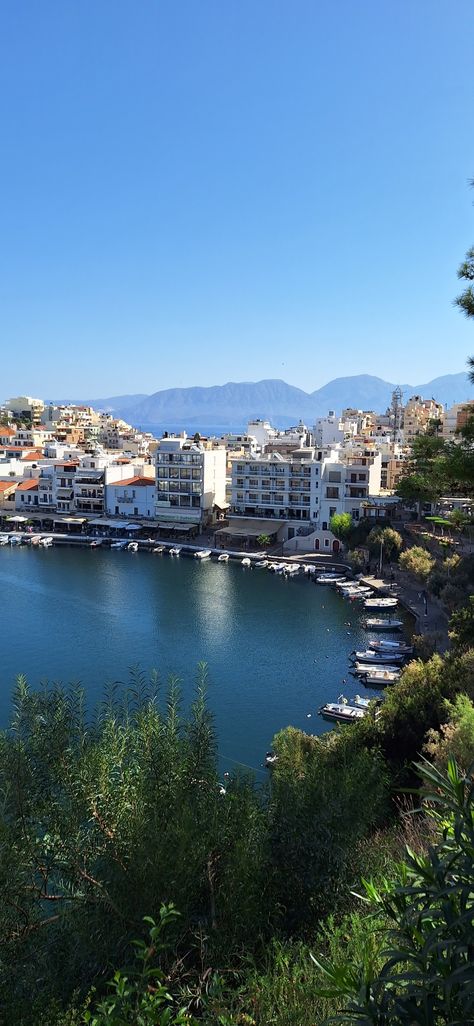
[241,557,251,567]
[364,671,400,687]
[350,694,373,710]
[152,545,164,554]
[264,750,278,767]
[0,535,9,546]
[127,541,138,552]
[169,547,182,556]
[195,549,211,559]
[352,649,405,664]
[9,534,23,545]
[111,540,127,550]
[255,559,268,568]
[364,597,398,609]
[352,662,401,678]
[316,574,347,584]
[90,539,102,548]
[303,564,316,574]
[217,552,229,562]
[369,640,413,655]
[284,563,300,574]
[39,536,53,548]
[365,617,403,630]
[319,702,366,723]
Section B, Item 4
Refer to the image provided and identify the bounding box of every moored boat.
[152,545,164,553]
[316,574,347,584]
[217,552,229,562]
[195,549,211,559]
[319,702,366,723]
[364,597,398,609]
[369,639,413,655]
[169,546,182,556]
[241,557,251,567]
[127,541,138,552]
[352,649,405,664]
[365,617,403,630]
[255,559,268,568]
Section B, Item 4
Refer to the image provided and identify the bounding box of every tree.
[313,758,474,1026]
[455,178,474,318]
[449,594,474,652]
[329,513,353,542]
[367,526,403,563]
[257,533,271,548]
[424,694,474,772]
[399,545,435,580]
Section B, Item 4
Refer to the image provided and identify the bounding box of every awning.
[216,518,285,538]
[5,514,29,523]
[53,516,88,524]
[88,518,123,528]
[123,523,141,531]
[155,521,196,532]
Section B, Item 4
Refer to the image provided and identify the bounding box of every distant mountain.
[51,372,472,433]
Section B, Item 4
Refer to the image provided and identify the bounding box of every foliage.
[347,548,367,571]
[329,513,353,542]
[0,670,268,1020]
[256,533,271,548]
[456,248,474,318]
[399,545,435,580]
[84,907,197,1025]
[267,727,390,930]
[449,594,474,652]
[424,694,474,772]
[366,526,402,562]
[313,758,474,1025]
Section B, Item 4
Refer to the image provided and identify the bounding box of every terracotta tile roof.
[21,450,44,460]
[0,427,16,437]
[0,481,16,492]
[114,476,155,487]
[16,479,39,491]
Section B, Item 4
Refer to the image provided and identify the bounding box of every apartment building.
[155,436,226,527]
[230,450,320,525]
[107,477,156,519]
[4,396,45,425]
[403,395,444,443]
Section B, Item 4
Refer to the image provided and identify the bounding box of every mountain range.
[51,372,473,434]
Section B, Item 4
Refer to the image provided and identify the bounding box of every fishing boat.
[152,545,164,553]
[352,649,405,664]
[39,536,53,548]
[319,702,366,723]
[111,540,128,550]
[217,552,229,562]
[241,557,251,567]
[90,539,102,548]
[365,617,403,630]
[284,563,300,574]
[364,597,398,609]
[352,663,401,680]
[349,694,374,710]
[265,751,278,767]
[127,541,138,552]
[303,564,316,574]
[0,534,10,546]
[255,559,268,568]
[316,574,347,584]
[195,549,211,559]
[169,546,182,556]
[369,640,413,655]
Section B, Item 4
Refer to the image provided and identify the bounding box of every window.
[329,507,337,517]
[134,507,138,515]
[328,471,341,482]
[326,487,339,499]
[358,473,366,481]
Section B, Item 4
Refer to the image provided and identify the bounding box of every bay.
[0,547,384,776]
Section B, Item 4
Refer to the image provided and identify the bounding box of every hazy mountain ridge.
[50,372,472,432]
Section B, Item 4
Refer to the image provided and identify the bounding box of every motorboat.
[303,564,316,574]
[284,563,300,574]
[39,536,53,547]
[364,670,401,687]
[217,552,229,562]
[265,751,278,767]
[241,557,251,567]
[365,617,403,630]
[9,534,23,545]
[349,694,374,710]
[195,549,211,559]
[364,597,398,609]
[316,574,347,584]
[111,540,127,550]
[169,547,182,556]
[0,534,9,546]
[90,539,102,548]
[352,662,401,679]
[127,541,138,552]
[352,649,405,664]
[319,702,366,723]
[152,545,164,553]
[255,559,268,568]
[369,640,413,655]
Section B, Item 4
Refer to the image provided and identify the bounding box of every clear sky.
[1,0,474,399]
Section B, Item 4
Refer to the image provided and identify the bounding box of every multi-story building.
[155,435,226,527]
[442,400,474,439]
[4,396,45,425]
[107,476,156,519]
[230,450,319,525]
[313,412,344,448]
[403,395,444,443]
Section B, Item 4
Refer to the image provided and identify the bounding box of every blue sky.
[1,0,473,398]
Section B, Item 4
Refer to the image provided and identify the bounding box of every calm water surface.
[0,547,390,775]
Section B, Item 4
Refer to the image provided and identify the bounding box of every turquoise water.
[0,547,388,776]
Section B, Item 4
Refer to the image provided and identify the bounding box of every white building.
[155,435,226,527]
[313,412,345,448]
[106,476,156,519]
[4,396,45,425]
[246,419,278,450]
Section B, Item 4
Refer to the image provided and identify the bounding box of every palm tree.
[468,355,474,385]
